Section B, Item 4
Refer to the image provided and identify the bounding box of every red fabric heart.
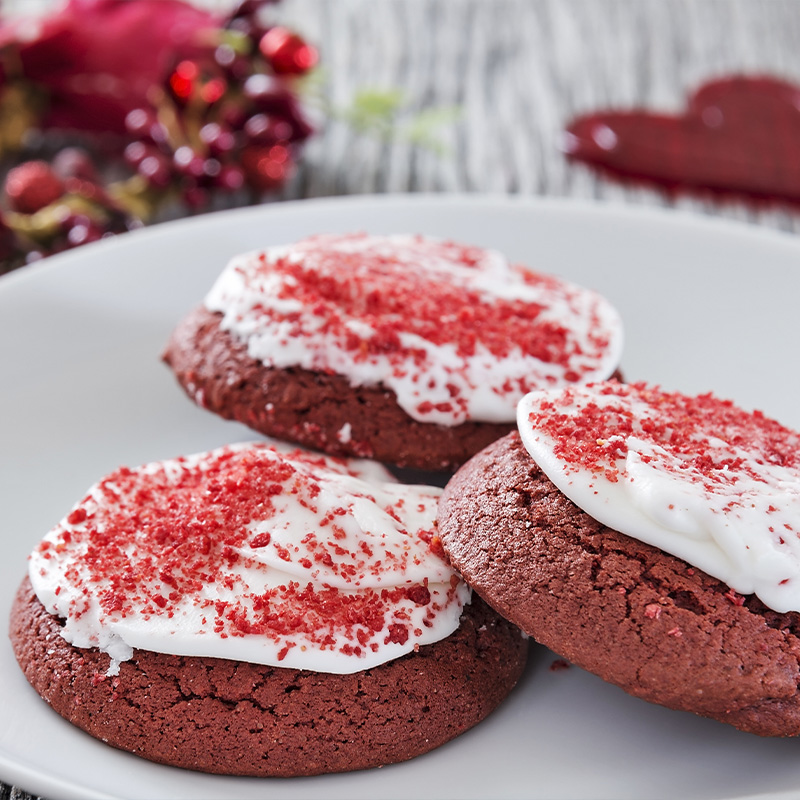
[563,76,800,204]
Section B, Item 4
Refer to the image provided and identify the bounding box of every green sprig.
[300,73,460,154]
[340,87,460,153]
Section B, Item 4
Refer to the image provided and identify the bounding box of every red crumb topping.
[244,233,612,373]
[386,623,410,645]
[644,603,662,619]
[36,445,457,656]
[67,508,87,525]
[526,381,800,493]
[724,588,746,606]
[405,583,431,606]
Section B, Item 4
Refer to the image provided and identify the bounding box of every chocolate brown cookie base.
[10,577,527,776]
[437,432,800,737]
[162,306,515,471]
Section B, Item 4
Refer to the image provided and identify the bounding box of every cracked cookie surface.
[10,577,527,776]
[437,431,800,736]
[162,306,515,471]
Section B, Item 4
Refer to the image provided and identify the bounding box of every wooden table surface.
[3,1,800,798]
[272,0,800,232]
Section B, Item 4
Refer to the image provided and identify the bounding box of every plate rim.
[4,191,800,295]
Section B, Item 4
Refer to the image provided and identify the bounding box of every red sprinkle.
[67,508,88,525]
[724,588,746,606]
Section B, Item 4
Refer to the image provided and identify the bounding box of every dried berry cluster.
[0,0,317,270]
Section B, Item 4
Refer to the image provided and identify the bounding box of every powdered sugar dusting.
[205,233,623,425]
[517,381,800,612]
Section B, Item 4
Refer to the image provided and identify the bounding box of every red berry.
[200,77,227,105]
[203,158,222,179]
[199,123,236,157]
[241,143,293,191]
[5,161,65,214]
[124,141,150,169]
[52,148,97,182]
[215,44,251,80]
[243,76,314,141]
[244,113,292,144]
[173,146,206,178]
[124,108,157,139]
[138,154,172,189]
[216,164,246,191]
[169,60,200,102]
[65,216,104,247]
[243,73,283,101]
[259,27,318,75]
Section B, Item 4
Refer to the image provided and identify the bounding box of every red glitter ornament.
[259,26,319,75]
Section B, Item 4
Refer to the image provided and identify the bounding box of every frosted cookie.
[11,443,527,776]
[437,381,800,736]
[163,233,623,470]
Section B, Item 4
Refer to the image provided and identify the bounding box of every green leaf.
[335,87,461,153]
[302,76,462,154]
[339,88,406,134]
[401,105,461,154]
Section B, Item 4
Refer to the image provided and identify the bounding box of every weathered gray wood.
[271,0,800,233]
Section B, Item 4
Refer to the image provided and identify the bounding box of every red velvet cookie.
[11,441,527,774]
[164,305,515,471]
[11,578,526,776]
[163,233,623,470]
[437,383,800,737]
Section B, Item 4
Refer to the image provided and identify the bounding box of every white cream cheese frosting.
[204,233,624,426]
[28,442,469,674]
[517,381,800,613]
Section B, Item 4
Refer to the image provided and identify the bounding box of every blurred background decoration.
[0,0,320,270]
[1,0,800,264]
[563,75,800,207]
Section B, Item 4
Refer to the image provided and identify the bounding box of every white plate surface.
[3,194,800,800]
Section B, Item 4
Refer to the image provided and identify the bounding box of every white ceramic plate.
[3,194,800,800]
